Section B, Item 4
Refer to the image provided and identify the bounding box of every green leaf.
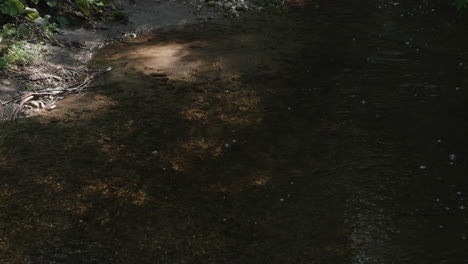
[34,15,51,26]
[56,16,70,27]
[2,24,17,36]
[1,0,25,16]
[25,7,40,20]
[45,0,57,7]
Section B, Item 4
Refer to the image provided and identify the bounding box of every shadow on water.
[2,0,468,263]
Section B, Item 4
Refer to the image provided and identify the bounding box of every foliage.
[75,0,111,16]
[454,0,468,11]
[0,0,113,71]
[1,0,25,16]
[0,41,37,70]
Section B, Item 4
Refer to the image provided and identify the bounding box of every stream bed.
[1,0,468,263]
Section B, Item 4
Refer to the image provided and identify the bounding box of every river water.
[1,0,468,263]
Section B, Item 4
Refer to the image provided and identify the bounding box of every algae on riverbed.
[2,0,468,263]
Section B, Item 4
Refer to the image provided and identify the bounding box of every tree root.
[1,67,112,120]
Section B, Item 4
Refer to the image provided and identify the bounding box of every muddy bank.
[0,0,215,120]
[0,0,283,121]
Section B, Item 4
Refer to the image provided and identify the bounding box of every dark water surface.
[1,0,468,263]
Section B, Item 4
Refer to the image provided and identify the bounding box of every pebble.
[1,79,11,86]
[449,154,456,161]
[419,165,427,169]
[151,150,159,155]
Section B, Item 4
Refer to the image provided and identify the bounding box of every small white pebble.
[419,165,427,169]
[445,207,450,210]
[232,139,237,143]
[439,225,443,228]
[459,205,465,210]
[437,139,442,143]
[361,100,366,104]
[279,198,285,202]
[152,150,159,155]
[225,90,229,93]
[290,181,294,185]
[224,143,230,148]
[436,199,440,202]
[457,192,462,195]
